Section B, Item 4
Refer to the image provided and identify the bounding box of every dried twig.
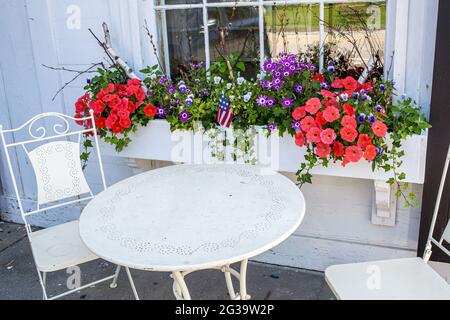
[44,62,104,101]
[144,19,165,72]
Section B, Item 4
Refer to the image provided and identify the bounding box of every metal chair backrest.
[424,144,450,261]
[0,110,106,234]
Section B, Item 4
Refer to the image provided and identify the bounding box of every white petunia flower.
[214,76,222,84]
[237,77,245,85]
[229,95,235,102]
[226,83,232,90]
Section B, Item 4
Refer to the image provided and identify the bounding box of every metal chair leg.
[38,270,48,300]
[125,267,140,300]
[110,265,121,288]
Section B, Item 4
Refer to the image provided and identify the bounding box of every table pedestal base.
[171,259,251,300]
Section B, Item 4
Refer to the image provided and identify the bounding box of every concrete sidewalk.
[0,221,334,300]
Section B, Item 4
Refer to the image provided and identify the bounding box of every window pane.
[324,1,386,76]
[207,6,260,78]
[159,8,205,77]
[264,4,321,58]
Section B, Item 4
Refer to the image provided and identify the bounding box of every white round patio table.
[79,164,305,300]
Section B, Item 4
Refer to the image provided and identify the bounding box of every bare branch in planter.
[43,62,104,101]
[101,22,140,81]
[144,19,165,72]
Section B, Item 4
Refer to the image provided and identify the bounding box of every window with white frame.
[154,0,388,78]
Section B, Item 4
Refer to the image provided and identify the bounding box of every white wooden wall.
[0,0,439,271]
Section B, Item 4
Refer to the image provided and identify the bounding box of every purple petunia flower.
[179,110,191,122]
[86,79,91,84]
[368,114,376,124]
[376,148,384,155]
[380,84,385,91]
[167,85,176,94]
[157,107,166,118]
[282,70,290,77]
[263,60,274,72]
[257,95,268,107]
[158,76,168,85]
[358,113,366,124]
[295,84,303,93]
[321,82,330,89]
[185,98,193,106]
[353,92,360,100]
[361,95,368,103]
[273,77,282,85]
[267,123,277,133]
[266,97,276,107]
[292,121,301,130]
[309,65,316,72]
[376,105,382,112]
[282,98,294,108]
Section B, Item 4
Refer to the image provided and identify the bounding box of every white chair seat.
[29,220,98,272]
[325,257,450,300]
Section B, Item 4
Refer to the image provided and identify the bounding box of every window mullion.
[319,0,325,71]
[259,0,265,70]
[202,0,211,72]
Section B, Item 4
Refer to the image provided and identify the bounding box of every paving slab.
[0,221,334,300]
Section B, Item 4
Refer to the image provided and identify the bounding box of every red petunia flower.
[306,127,322,143]
[74,113,84,126]
[295,131,306,147]
[333,142,345,157]
[312,73,325,83]
[343,103,355,117]
[320,128,337,145]
[321,90,336,99]
[363,144,377,161]
[316,143,331,158]
[331,78,344,89]
[293,106,306,120]
[372,120,388,137]
[119,117,131,129]
[324,98,339,107]
[117,109,130,120]
[323,106,340,123]
[342,76,358,91]
[144,104,157,117]
[340,126,358,142]
[357,134,372,149]
[128,78,142,87]
[112,122,123,134]
[305,98,322,115]
[345,146,363,163]
[315,112,327,126]
[95,117,106,129]
[105,115,118,130]
[300,116,316,132]
[341,115,357,128]
[75,100,87,113]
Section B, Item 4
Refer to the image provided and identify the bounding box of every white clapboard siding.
[0,0,440,271]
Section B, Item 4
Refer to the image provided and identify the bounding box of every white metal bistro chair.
[0,110,139,300]
[325,145,450,300]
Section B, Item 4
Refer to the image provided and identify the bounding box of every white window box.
[100,119,427,184]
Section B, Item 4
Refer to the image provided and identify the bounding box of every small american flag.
[216,94,234,128]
